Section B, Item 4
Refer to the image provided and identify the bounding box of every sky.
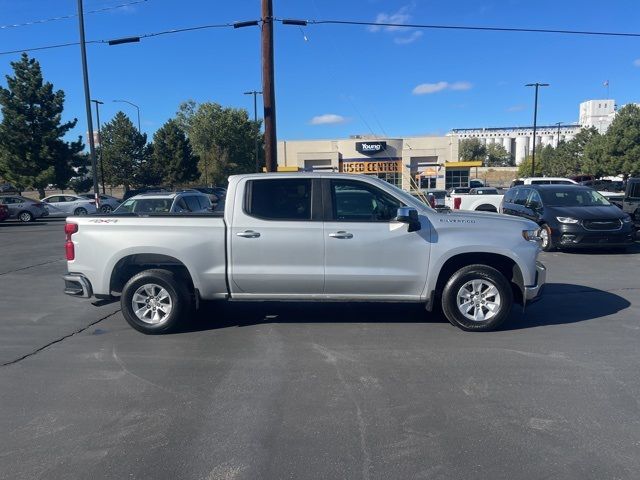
[0,0,639,144]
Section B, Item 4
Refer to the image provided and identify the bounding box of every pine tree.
[99,112,148,191]
[150,119,198,187]
[0,54,83,196]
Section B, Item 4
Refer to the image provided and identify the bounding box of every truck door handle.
[236,230,261,238]
[329,231,353,239]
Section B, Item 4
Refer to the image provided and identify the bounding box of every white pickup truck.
[446,188,504,213]
[63,173,546,333]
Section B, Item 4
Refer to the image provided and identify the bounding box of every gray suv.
[114,191,212,214]
[0,195,48,222]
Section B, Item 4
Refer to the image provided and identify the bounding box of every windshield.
[368,176,432,211]
[115,198,173,214]
[540,189,611,207]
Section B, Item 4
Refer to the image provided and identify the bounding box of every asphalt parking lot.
[1,218,639,480]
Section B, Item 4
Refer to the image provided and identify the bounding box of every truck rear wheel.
[441,264,513,331]
[121,269,192,334]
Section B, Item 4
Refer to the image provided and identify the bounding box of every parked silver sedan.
[42,194,98,217]
[0,195,48,222]
[78,193,121,213]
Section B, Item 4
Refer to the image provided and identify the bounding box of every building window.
[445,169,470,189]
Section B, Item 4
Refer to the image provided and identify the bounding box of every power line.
[3,16,640,57]
[0,23,233,55]
[0,41,101,56]
[0,0,150,30]
[281,18,640,38]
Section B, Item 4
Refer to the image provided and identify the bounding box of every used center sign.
[342,160,401,174]
[355,141,387,154]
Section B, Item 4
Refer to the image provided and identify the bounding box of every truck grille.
[582,219,622,231]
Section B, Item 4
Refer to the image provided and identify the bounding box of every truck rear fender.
[108,253,196,297]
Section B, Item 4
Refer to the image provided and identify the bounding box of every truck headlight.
[556,216,579,224]
[622,215,632,224]
[522,228,542,243]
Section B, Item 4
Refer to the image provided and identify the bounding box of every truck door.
[230,178,325,295]
[322,178,431,299]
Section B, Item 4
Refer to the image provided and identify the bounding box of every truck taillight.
[454,197,462,209]
[65,223,78,260]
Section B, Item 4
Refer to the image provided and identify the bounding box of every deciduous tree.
[176,101,261,185]
[485,143,512,166]
[458,138,486,162]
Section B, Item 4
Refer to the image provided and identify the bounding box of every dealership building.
[276,135,476,191]
[276,99,633,191]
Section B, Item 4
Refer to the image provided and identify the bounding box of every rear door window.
[514,188,530,206]
[196,196,211,210]
[183,196,201,212]
[245,179,312,221]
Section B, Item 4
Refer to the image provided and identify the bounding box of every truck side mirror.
[396,207,421,232]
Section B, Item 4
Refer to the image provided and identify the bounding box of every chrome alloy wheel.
[539,227,550,249]
[131,283,173,324]
[456,279,502,322]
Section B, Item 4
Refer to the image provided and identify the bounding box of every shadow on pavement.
[181,301,437,334]
[176,282,630,334]
[506,282,631,330]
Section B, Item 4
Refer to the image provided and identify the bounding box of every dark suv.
[501,185,634,251]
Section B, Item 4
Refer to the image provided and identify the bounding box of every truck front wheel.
[441,265,513,331]
[121,269,192,334]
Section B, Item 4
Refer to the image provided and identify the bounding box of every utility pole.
[244,90,263,172]
[525,83,549,177]
[91,99,105,194]
[555,121,562,147]
[261,0,277,172]
[77,0,99,207]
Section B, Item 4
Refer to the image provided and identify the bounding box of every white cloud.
[506,104,526,112]
[412,81,473,95]
[449,81,473,91]
[368,6,411,33]
[310,114,348,125]
[394,31,423,45]
[633,58,640,67]
[412,82,449,94]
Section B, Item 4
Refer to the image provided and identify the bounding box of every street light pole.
[244,90,263,172]
[261,0,277,172]
[113,99,141,131]
[77,0,99,206]
[525,83,549,177]
[555,121,562,147]
[91,99,105,194]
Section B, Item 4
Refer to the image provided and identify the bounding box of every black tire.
[441,264,513,332]
[18,211,33,223]
[539,223,554,252]
[74,207,88,216]
[120,269,192,334]
[100,204,113,214]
